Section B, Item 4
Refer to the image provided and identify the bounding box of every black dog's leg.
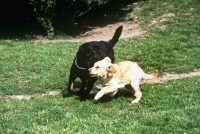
[62,73,76,97]
[76,80,87,95]
[66,73,76,92]
[80,77,97,101]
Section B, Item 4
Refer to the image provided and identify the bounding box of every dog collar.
[75,56,86,70]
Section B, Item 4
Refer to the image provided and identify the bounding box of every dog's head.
[88,57,117,78]
[80,42,106,59]
[77,41,114,68]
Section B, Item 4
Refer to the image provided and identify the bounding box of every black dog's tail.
[108,25,123,47]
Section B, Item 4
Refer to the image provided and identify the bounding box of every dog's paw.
[94,94,102,100]
[131,99,139,104]
[80,97,87,102]
[61,90,73,98]
[94,92,104,100]
[94,96,100,100]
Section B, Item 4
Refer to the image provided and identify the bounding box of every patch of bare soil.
[34,21,145,43]
[34,3,146,43]
[33,11,175,43]
[148,13,175,30]
[68,22,145,42]
[80,13,177,43]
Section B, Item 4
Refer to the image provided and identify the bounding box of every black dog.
[65,26,123,101]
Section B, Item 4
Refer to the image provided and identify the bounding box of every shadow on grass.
[61,87,133,103]
[91,89,133,103]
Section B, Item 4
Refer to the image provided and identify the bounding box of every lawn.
[1,0,200,133]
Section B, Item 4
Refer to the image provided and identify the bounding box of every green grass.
[1,77,200,133]
[0,41,81,95]
[1,0,200,133]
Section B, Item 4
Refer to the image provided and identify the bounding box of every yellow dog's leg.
[94,85,118,100]
[130,80,142,104]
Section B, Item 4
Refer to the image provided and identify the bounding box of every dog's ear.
[104,57,112,63]
[94,44,100,50]
[107,65,116,77]
[80,43,90,52]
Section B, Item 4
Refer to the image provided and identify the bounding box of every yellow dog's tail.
[143,70,158,80]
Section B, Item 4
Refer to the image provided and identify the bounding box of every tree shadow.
[0,0,145,40]
[65,0,143,38]
[0,0,46,40]
[0,20,45,40]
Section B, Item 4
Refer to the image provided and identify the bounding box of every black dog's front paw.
[80,95,88,101]
[75,88,84,95]
[76,90,82,96]
[61,90,72,98]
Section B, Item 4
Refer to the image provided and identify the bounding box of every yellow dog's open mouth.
[90,74,97,77]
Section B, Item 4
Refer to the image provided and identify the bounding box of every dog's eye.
[96,66,100,69]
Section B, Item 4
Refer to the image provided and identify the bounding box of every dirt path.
[34,21,145,43]
[4,70,200,100]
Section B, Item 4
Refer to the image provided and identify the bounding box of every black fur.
[65,26,123,101]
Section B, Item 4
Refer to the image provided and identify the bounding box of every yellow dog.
[89,57,158,103]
